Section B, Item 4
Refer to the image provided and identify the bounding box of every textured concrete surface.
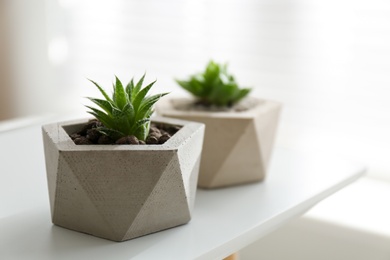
[42,116,204,241]
[157,97,281,188]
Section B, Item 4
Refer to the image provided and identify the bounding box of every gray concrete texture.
[156,98,282,188]
[42,117,205,241]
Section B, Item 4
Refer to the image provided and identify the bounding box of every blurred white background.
[2,0,389,180]
[1,0,390,258]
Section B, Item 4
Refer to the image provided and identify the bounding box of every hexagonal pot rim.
[46,116,203,152]
[156,96,278,119]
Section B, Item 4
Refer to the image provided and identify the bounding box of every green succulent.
[86,74,168,141]
[176,60,251,107]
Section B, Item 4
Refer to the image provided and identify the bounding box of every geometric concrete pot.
[42,116,205,241]
[156,97,281,189]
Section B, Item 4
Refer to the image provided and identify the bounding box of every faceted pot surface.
[42,116,205,241]
[156,97,282,189]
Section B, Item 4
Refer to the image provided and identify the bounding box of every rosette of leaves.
[86,74,168,141]
[176,60,251,107]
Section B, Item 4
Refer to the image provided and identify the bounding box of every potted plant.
[156,61,281,189]
[42,75,205,241]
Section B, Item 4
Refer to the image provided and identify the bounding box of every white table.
[0,119,365,260]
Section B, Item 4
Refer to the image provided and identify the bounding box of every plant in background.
[176,60,251,107]
[86,74,168,141]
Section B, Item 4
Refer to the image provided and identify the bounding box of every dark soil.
[69,119,181,145]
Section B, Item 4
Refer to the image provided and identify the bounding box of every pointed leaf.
[87,98,113,115]
[133,119,150,141]
[113,76,127,109]
[145,109,154,118]
[136,92,168,121]
[126,78,134,101]
[176,79,202,97]
[232,88,251,103]
[137,118,150,126]
[86,108,114,129]
[88,79,112,102]
[133,80,156,111]
[204,61,220,82]
[132,73,146,100]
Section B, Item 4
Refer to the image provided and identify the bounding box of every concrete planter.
[156,97,281,189]
[42,116,204,241]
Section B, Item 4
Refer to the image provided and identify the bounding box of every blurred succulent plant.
[86,74,168,141]
[176,60,251,107]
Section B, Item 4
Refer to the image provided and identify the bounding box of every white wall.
[2,0,390,181]
[49,0,390,181]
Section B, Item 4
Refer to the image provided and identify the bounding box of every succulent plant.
[176,60,251,107]
[86,74,168,141]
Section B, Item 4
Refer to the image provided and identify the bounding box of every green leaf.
[85,74,168,141]
[121,103,135,131]
[87,98,113,115]
[176,79,194,95]
[123,102,135,124]
[86,109,114,129]
[111,107,129,133]
[233,88,251,103]
[113,76,127,109]
[136,92,168,121]
[175,60,252,107]
[136,118,150,127]
[126,78,134,101]
[133,80,156,111]
[132,73,146,101]
[133,119,150,141]
[88,79,112,102]
[191,78,206,97]
[204,61,221,85]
